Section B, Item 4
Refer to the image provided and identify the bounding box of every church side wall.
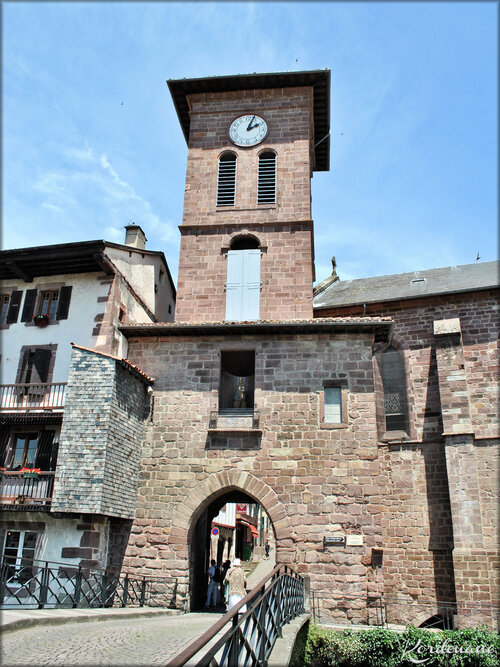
[315,289,500,627]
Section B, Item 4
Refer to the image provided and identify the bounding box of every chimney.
[124,224,147,250]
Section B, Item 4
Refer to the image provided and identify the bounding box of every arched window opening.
[257,151,276,204]
[217,153,237,206]
[229,235,260,251]
[381,345,409,433]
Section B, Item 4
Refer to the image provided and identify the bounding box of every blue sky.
[3,1,498,284]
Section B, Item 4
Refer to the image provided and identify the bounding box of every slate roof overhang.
[313,261,500,310]
[167,69,331,172]
[120,317,393,343]
[0,240,174,294]
[71,343,155,385]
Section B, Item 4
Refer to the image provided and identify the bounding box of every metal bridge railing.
[168,564,305,667]
[0,556,176,610]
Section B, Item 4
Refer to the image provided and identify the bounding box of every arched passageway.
[189,489,276,611]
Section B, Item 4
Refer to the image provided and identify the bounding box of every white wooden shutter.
[226,251,244,321]
[225,250,260,321]
[241,249,260,320]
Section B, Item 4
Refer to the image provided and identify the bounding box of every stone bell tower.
[168,70,330,322]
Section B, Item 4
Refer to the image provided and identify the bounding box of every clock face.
[229,114,268,147]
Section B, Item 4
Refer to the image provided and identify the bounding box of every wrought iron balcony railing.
[0,471,55,508]
[0,383,66,411]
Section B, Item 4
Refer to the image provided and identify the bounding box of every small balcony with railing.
[0,471,56,510]
[0,383,67,412]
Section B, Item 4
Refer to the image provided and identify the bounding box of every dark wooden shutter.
[35,431,55,471]
[49,440,59,471]
[0,426,12,468]
[32,349,52,384]
[6,291,22,324]
[18,350,30,384]
[21,289,38,322]
[56,286,72,320]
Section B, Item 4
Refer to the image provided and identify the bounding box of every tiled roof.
[123,316,392,327]
[314,261,499,309]
[71,343,154,384]
[120,317,393,342]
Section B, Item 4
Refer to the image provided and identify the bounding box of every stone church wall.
[315,288,500,627]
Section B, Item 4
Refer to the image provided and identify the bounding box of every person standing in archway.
[226,558,248,613]
[205,559,218,609]
[265,540,270,559]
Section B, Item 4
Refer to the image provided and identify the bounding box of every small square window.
[320,381,348,429]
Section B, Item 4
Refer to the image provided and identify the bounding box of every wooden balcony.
[0,383,66,412]
[0,471,55,509]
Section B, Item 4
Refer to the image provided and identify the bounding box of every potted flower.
[0,467,5,479]
[33,314,49,327]
[20,467,42,479]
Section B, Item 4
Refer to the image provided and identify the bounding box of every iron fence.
[167,564,305,667]
[0,556,176,609]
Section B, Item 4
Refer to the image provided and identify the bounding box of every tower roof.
[167,69,331,171]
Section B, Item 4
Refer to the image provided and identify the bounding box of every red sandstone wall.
[125,332,384,624]
[175,86,316,323]
[316,289,500,627]
[315,290,499,440]
[176,223,314,322]
[182,87,313,226]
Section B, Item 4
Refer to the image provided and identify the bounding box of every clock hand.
[248,122,260,131]
[246,116,256,131]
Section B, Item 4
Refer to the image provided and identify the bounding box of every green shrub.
[303,624,499,667]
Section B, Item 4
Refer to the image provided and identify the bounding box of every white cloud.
[33,144,178,246]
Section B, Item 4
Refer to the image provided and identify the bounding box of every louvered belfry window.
[257,151,276,204]
[217,152,237,206]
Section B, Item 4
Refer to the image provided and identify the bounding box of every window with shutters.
[21,285,72,324]
[381,345,409,433]
[257,151,276,204]
[320,380,348,428]
[225,237,261,322]
[219,350,255,413]
[217,152,237,206]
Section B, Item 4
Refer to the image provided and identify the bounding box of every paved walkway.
[1,609,222,666]
[0,553,280,666]
[246,549,276,589]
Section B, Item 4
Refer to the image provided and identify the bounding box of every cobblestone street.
[1,612,221,666]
